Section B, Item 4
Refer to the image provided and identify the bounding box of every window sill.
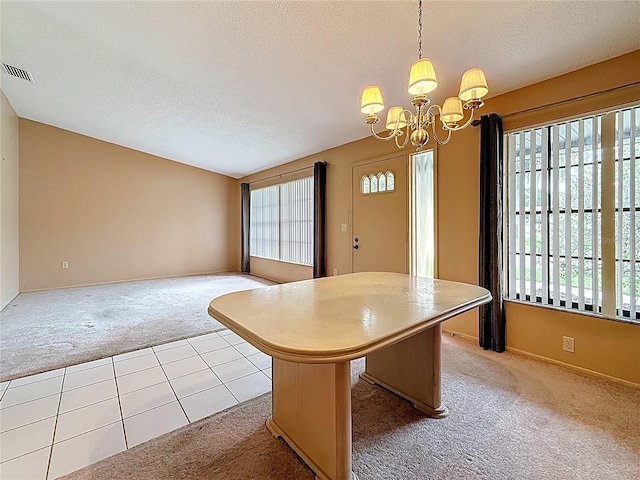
[503,298,640,326]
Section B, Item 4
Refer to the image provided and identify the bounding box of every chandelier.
[360,0,489,151]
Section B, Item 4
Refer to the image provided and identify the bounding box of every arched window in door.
[361,175,371,194]
[360,171,397,195]
[377,173,386,192]
[369,174,378,193]
[386,171,395,191]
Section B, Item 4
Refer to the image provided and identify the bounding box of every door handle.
[353,244,359,250]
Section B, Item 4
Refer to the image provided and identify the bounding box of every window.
[410,151,435,278]
[362,176,370,194]
[250,176,313,266]
[386,171,395,191]
[378,173,386,192]
[505,105,639,322]
[360,171,396,194]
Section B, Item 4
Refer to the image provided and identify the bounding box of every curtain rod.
[247,164,315,185]
[500,81,640,120]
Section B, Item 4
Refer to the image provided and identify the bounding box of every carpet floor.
[61,335,640,480]
[0,273,274,382]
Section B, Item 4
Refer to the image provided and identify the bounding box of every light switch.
[341,223,348,232]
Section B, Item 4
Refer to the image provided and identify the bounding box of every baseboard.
[0,291,20,312]
[442,329,639,390]
[504,345,640,389]
[442,329,477,343]
[19,269,239,293]
[245,272,284,284]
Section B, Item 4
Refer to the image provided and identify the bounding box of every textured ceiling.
[1,1,639,178]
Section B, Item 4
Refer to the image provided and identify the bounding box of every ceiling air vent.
[1,63,34,83]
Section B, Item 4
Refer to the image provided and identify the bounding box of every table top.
[208,272,491,363]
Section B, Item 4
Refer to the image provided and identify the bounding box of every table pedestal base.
[268,358,358,480]
[360,324,448,418]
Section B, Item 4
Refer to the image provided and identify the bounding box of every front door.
[352,155,408,273]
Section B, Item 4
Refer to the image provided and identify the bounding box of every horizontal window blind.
[250,176,313,266]
[505,105,639,322]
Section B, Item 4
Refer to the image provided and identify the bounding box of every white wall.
[1,90,20,309]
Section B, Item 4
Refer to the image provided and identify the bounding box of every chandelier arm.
[370,123,401,141]
[431,122,453,145]
[448,111,477,131]
[441,106,478,132]
[422,105,452,145]
[426,103,478,133]
[394,117,412,149]
[425,109,436,129]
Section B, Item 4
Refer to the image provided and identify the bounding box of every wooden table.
[208,272,491,480]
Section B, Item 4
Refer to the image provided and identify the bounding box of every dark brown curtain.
[479,113,505,352]
[313,161,327,278]
[240,183,250,273]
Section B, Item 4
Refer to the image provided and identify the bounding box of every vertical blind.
[616,107,638,319]
[250,185,279,260]
[250,176,313,266]
[505,105,639,322]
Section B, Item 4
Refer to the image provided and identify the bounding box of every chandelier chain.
[417,0,423,59]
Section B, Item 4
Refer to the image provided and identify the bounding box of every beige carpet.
[0,273,274,382]
[61,335,640,480]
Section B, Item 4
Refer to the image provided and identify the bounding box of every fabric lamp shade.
[458,68,489,102]
[361,86,384,114]
[386,106,407,130]
[408,59,438,95]
[441,97,464,123]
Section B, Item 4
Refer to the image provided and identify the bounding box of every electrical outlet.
[562,336,575,353]
[61,261,69,269]
[333,268,338,276]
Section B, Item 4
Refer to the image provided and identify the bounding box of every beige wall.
[239,50,640,384]
[240,137,403,279]
[1,91,20,308]
[504,303,640,384]
[19,120,238,291]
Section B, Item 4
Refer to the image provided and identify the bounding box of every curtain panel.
[313,161,327,278]
[479,113,505,352]
[240,182,250,273]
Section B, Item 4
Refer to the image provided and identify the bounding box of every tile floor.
[0,330,273,480]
